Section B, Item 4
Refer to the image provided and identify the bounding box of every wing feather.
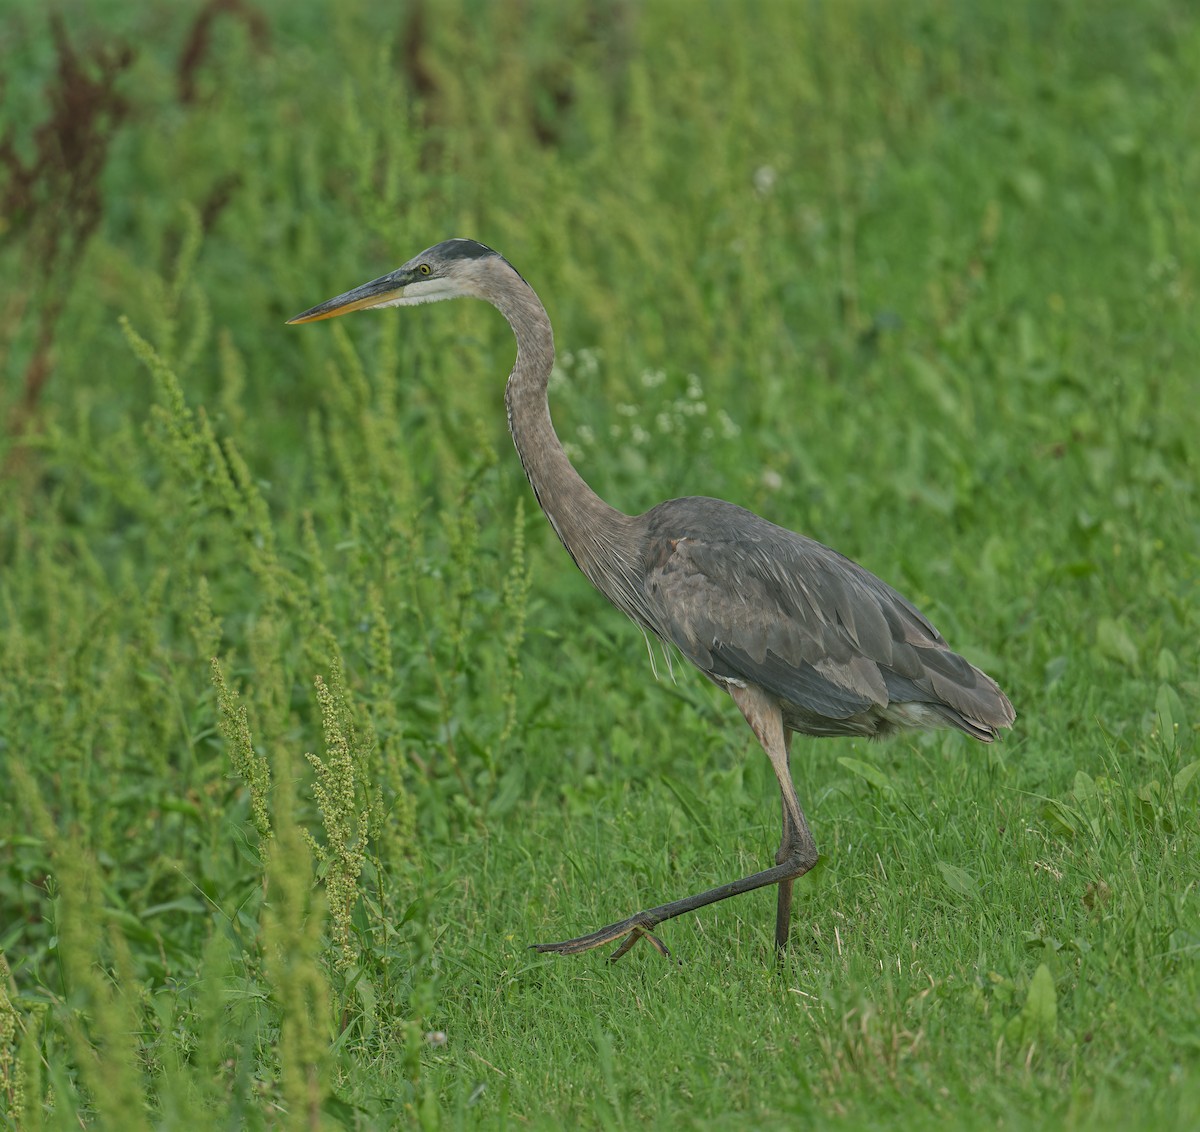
[638,497,1013,737]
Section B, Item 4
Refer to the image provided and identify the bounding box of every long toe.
[533,912,665,958]
[607,926,670,962]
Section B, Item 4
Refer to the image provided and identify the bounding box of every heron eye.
[419,263,432,275]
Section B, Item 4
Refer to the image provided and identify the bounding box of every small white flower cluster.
[554,348,605,461]
[559,356,741,461]
[549,346,603,392]
[753,164,778,196]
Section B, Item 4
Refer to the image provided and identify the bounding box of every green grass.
[1,0,1198,1128]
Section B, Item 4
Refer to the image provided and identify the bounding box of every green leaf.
[355,975,377,1039]
[1043,655,1068,688]
[838,756,895,793]
[1096,617,1139,669]
[936,860,981,900]
[1007,963,1057,1045]
[1155,684,1186,751]
[1040,798,1080,839]
[1072,770,1098,805]
[904,352,962,422]
[1156,648,1179,680]
[1174,760,1200,800]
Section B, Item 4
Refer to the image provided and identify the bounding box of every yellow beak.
[287,271,408,324]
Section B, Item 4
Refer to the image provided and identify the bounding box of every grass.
[1,0,1198,1127]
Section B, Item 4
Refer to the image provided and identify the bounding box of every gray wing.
[638,498,1014,740]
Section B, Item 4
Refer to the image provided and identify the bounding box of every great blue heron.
[289,237,1015,960]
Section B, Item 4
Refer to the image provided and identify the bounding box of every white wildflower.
[754,165,778,196]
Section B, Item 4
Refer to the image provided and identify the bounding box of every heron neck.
[488,277,637,602]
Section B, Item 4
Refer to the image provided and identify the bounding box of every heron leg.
[533,686,818,961]
[729,687,814,954]
[774,730,798,953]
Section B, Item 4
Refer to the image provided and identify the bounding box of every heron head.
[287,238,513,324]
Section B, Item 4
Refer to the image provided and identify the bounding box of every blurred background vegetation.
[0,0,1197,1128]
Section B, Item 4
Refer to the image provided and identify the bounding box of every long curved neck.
[479,267,644,619]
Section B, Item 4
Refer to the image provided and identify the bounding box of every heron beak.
[286,271,409,324]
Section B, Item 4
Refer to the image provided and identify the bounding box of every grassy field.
[1,0,1198,1128]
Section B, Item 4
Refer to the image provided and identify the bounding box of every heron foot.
[532,843,819,962]
[533,913,671,961]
